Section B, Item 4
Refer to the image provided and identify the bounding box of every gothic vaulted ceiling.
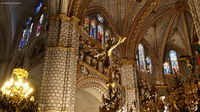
[0,0,195,66]
[76,0,194,62]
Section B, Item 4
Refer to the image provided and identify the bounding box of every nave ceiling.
[0,0,197,65]
[77,0,195,60]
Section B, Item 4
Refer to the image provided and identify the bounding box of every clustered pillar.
[121,60,140,112]
[38,14,80,112]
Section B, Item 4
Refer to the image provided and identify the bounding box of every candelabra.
[0,68,39,112]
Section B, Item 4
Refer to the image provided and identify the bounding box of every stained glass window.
[97,14,104,23]
[136,55,139,69]
[83,17,90,34]
[34,2,43,13]
[36,14,44,37]
[138,44,146,71]
[25,17,32,26]
[105,29,110,43]
[146,57,152,74]
[19,29,27,49]
[25,23,34,44]
[90,19,96,39]
[163,62,171,74]
[97,25,104,44]
[169,50,179,73]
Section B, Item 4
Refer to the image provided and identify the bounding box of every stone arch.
[75,79,108,112]
[76,78,108,96]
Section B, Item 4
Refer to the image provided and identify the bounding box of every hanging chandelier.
[0,68,38,112]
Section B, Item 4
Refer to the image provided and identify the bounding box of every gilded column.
[38,14,80,112]
[121,59,140,112]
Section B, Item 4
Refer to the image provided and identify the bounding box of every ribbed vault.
[74,0,194,60]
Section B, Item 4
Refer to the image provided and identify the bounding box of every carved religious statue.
[94,35,126,68]
[94,35,126,58]
[98,35,127,112]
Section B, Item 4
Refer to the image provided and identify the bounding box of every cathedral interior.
[0,0,200,112]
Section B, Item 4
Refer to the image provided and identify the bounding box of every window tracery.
[83,13,112,44]
[163,50,180,74]
[18,1,46,50]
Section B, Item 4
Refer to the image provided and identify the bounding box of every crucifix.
[94,35,126,81]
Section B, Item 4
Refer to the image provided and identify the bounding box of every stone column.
[121,59,140,112]
[189,0,200,40]
[38,14,80,112]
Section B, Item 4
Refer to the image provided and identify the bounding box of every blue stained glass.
[34,2,43,13]
[90,19,96,39]
[97,14,104,23]
[25,17,32,26]
[36,14,44,37]
[19,29,27,49]
[169,50,179,73]
[19,38,24,49]
[163,62,171,74]
[146,57,152,74]
[138,44,146,71]
[26,23,34,44]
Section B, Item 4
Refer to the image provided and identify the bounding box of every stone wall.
[121,60,140,112]
[38,14,80,112]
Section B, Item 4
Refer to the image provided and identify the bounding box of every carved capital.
[77,25,83,33]
[71,16,80,24]
[49,14,70,22]
[122,59,136,66]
